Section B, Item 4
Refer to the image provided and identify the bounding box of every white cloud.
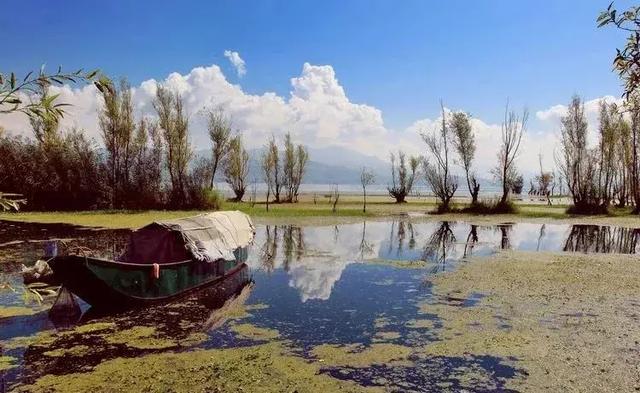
[223,50,246,77]
[0,60,619,179]
[535,95,623,148]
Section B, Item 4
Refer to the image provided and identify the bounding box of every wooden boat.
[48,211,255,309]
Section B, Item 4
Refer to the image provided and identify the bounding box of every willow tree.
[387,151,419,203]
[154,85,191,207]
[99,79,136,208]
[205,107,232,188]
[282,133,309,202]
[1,67,107,122]
[224,135,250,202]
[449,111,479,204]
[598,4,640,212]
[360,167,375,213]
[422,104,458,212]
[261,140,277,211]
[556,95,607,213]
[493,104,527,205]
[0,66,106,211]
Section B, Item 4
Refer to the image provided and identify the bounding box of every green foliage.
[0,131,103,210]
[597,3,640,99]
[224,135,250,202]
[0,66,109,122]
[387,151,419,203]
[462,198,518,214]
[154,85,192,207]
[202,188,225,210]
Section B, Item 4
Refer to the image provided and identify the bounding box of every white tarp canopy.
[121,211,255,264]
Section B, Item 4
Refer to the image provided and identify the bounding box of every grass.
[0,194,636,229]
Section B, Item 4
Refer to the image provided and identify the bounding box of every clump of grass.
[565,203,609,215]
[202,188,225,210]
[461,198,518,214]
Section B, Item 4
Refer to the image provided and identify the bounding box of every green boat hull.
[50,247,249,309]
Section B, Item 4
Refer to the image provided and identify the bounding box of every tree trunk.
[363,187,367,213]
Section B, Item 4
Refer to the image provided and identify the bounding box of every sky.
[0,0,634,177]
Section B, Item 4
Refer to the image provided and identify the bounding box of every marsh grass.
[0,194,635,229]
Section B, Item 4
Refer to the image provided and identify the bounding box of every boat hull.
[49,247,249,309]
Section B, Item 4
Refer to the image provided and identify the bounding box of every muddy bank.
[420,250,640,391]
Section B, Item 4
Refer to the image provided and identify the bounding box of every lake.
[0,219,638,391]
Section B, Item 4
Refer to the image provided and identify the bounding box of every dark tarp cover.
[119,211,255,264]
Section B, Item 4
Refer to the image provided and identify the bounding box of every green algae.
[179,332,209,347]
[2,331,56,350]
[373,316,390,329]
[245,303,269,311]
[373,331,401,341]
[230,323,280,341]
[43,345,92,358]
[102,326,177,350]
[16,342,382,393]
[406,319,435,329]
[0,355,17,371]
[418,250,640,392]
[366,258,428,269]
[73,322,117,334]
[311,343,412,367]
[0,306,37,319]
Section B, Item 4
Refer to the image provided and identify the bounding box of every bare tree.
[154,85,191,207]
[422,103,458,212]
[387,151,419,203]
[536,153,554,205]
[360,167,375,213]
[492,103,528,205]
[205,107,232,189]
[450,111,480,204]
[332,184,340,213]
[224,135,250,201]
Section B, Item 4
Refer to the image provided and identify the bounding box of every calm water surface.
[0,219,638,391]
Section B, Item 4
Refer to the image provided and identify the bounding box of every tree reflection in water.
[423,222,456,273]
[463,224,479,258]
[359,221,374,261]
[386,220,417,257]
[563,225,640,254]
[536,224,546,251]
[251,221,639,303]
[497,224,512,250]
[259,225,279,273]
[282,226,305,270]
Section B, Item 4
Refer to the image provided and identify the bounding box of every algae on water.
[16,342,382,393]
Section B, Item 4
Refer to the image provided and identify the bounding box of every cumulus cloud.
[535,95,623,148]
[0,59,619,178]
[223,50,246,77]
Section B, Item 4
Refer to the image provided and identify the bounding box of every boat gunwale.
[63,254,198,269]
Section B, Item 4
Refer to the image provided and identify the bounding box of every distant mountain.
[195,145,392,184]
[195,144,503,189]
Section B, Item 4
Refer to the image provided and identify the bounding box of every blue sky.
[2,0,629,128]
[0,1,633,174]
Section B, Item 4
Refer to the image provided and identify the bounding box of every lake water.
[0,219,638,391]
